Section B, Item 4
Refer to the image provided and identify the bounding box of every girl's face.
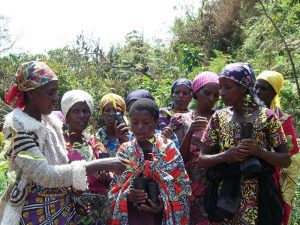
[102,103,122,126]
[172,85,192,110]
[219,77,246,107]
[66,102,91,132]
[28,80,59,115]
[255,79,276,107]
[130,110,157,143]
[195,83,219,110]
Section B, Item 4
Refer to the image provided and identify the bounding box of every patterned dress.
[201,107,287,225]
[97,127,132,157]
[274,109,300,225]
[65,136,110,225]
[108,135,191,225]
[21,187,77,225]
[172,111,211,225]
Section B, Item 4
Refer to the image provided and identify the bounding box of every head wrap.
[220,62,256,90]
[257,70,284,110]
[125,89,155,106]
[171,78,192,95]
[5,61,57,109]
[192,71,219,93]
[61,90,94,116]
[99,93,126,114]
[220,62,263,106]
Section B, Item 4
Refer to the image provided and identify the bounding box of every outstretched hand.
[97,171,113,185]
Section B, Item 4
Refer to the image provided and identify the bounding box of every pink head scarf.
[192,71,219,93]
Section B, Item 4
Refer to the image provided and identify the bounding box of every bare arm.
[238,139,291,168]
[180,117,208,162]
[85,157,126,175]
[179,130,193,162]
[198,143,250,168]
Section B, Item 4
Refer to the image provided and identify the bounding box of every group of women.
[0,60,298,225]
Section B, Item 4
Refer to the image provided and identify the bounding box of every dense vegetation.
[0,0,299,223]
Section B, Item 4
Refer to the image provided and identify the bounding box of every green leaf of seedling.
[0,159,8,172]
[0,132,4,147]
[7,170,16,184]
[17,152,46,160]
[286,135,294,151]
[146,137,155,144]
[72,142,83,148]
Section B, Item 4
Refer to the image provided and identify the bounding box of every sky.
[1,0,200,54]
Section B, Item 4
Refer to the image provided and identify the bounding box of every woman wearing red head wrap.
[0,61,125,225]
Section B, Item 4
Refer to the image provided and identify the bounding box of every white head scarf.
[61,90,94,116]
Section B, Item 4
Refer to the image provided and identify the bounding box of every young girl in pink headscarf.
[175,72,220,225]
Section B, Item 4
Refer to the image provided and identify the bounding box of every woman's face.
[195,83,219,110]
[130,110,157,143]
[28,80,59,115]
[254,79,276,107]
[219,77,246,107]
[102,103,122,126]
[66,102,91,132]
[172,85,192,110]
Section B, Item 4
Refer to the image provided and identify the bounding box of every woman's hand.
[127,188,148,204]
[187,116,208,135]
[105,157,127,175]
[237,139,265,158]
[67,187,83,196]
[162,126,174,139]
[138,195,163,214]
[225,147,249,162]
[115,122,130,143]
[75,200,91,216]
[97,171,113,185]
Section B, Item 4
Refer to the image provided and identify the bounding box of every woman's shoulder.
[210,107,231,119]
[275,108,292,123]
[260,107,281,120]
[3,108,42,137]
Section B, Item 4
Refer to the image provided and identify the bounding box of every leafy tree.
[0,16,17,55]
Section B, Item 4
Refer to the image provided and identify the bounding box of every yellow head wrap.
[99,93,126,114]
[257,70,284,110]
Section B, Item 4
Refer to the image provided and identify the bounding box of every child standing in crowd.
[109,99,191,225]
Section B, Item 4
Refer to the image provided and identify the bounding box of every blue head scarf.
[220,62,263,106]
[125,89,155,106]
[171,78,192,95]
